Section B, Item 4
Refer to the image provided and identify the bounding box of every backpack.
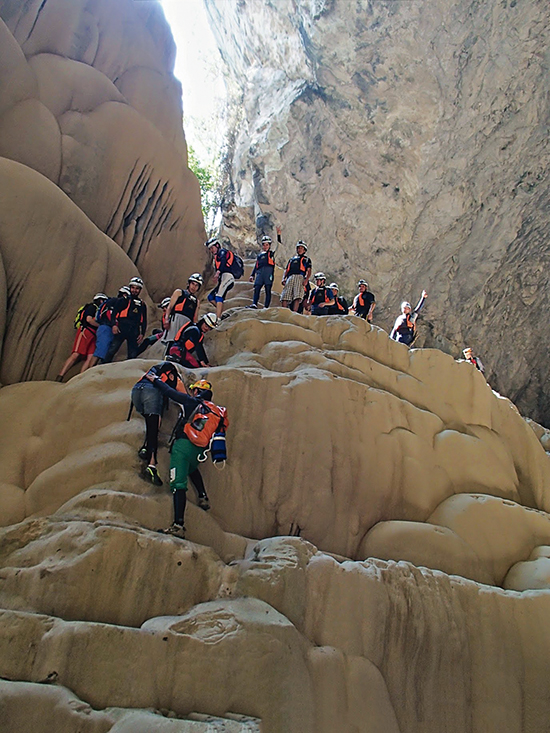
[184,401,229,447]
[228,253,244,279]
[74,304,88,329]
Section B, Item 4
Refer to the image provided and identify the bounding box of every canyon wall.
[205,0,550,425]
[0,0,207,383]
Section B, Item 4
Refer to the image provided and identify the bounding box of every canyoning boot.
[197,495,210,511]
[137,444,148,460]
[246,303,258,309]
[143,465,163,486]
[163,523,186,539]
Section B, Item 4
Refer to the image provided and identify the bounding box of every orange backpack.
[183,401,229,448]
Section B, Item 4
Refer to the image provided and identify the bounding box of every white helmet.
[93,293,108,303]
[401,301,411,312]
[296,240,308,252]
[202,312,218,329]
[261,235,272,244]
[314,272,326,281]
[118,286,131,296]
[329,282,339,291]
[188,273,203,286]
[159,297,171,309]
[206,238,220,249]
[357,279,368,288]
[129,276,144,289]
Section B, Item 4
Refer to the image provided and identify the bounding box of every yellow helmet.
[189,379,212,391]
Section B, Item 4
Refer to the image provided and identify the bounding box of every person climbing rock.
[104,277,147,361]
[145,375,228,538]
[351,279,376,321]
[88,286,131,368]
[135,297,172,357]
[131,361,186,486]
[308,272,336,315]
[281,240,312,312]
[462,346,485,374]
[56,293,107,381]
[163,273,202,349]
[248,226,281,308]
[206,239,242,320]
[167,313,218,368]
[328,283,349,314]
[390,291,428,345]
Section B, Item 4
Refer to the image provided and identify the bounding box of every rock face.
[0,0,207,383]
[1,284,550,730]
[204,0,550,425]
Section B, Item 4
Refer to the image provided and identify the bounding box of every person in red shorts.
[56,293,107,382]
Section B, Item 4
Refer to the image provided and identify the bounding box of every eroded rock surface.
[0,0,207,383]
[1,299,550,731]
[205,0,550,425]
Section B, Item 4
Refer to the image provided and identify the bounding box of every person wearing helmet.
[328,283,349,315]
[164,273,203,347]
[167,313,217,368]
[104,276,147,361]
[389,290,428,345]
[206,239,237,320]
[461,346,485,374]
[144,374,227,538]
[88,287,130,367]
[248,225,281,308]
[131,361,187,486]
[56,293,108,381]
[351,279,376,321]
[307,272,336,316]
[135,297,172,357]
[281,240,312,311]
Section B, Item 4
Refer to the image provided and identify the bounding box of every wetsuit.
[208,248,236,305]
[330,296,349,315]
[390,293,427,345]
[309,286,335,316]
[353,290,376,320]
[168,323,208,368]
[105,295,147,361]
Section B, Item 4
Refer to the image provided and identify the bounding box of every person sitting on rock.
[206,239,236,320]
[462,346,485,374]
[163,273,202,349]
[390,291,428,346]
[131,361,186,486]
[145,376,227,538]
[89,286,131,367]
[328,283,349,315]
[281,241,312,312]
[56,293,108,381]
[308,272,336,315]
[135,297,172,357]
[167,313,218,368]
[351,279,376,321]
[248,226,281,309]
[105,277,147,361]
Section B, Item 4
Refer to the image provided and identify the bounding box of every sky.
[160,0,227,163]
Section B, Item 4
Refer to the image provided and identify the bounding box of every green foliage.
[188,145,219,229]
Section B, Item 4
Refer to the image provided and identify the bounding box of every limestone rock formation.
[204,0,550,425]
[0,0,207,383]
[1,291,550,730]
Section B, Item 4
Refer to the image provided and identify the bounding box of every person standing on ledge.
[163,273,202,350]
[308,272,336,315]
[351,279,376,321]
[206,238,240,320]
[281,240,312,312]
[462,346,485,374]
[390,290,428,345]
[328,283,349,314]
[105,276,147,361]
[56,292,107,381]
[248,226,281,308]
